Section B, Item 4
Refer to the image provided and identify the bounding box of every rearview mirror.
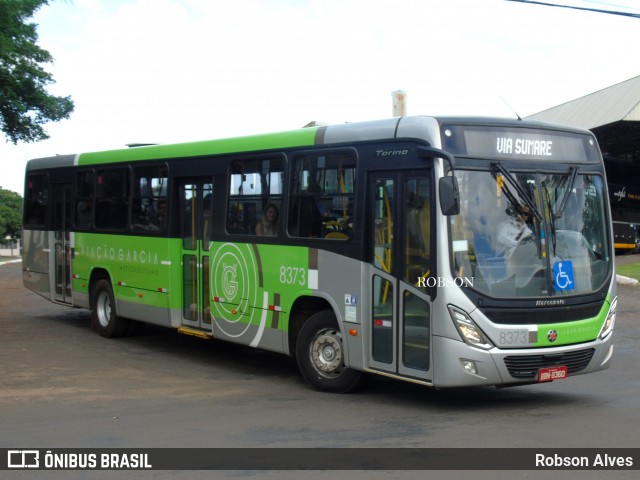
[439,176,460,216]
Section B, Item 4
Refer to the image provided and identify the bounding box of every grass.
[616,263,640,282]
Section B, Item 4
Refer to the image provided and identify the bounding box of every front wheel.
[91,279,129,338]
[295,311,364,393]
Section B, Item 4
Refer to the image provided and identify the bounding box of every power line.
[504,0,640,18]
[580,0,640,13]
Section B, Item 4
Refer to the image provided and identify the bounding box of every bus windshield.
[451,167,611,298]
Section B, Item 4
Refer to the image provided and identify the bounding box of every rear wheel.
[91,279,129,338]
[296,310,364,393]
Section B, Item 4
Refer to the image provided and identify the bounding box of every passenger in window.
[149,200,167,231]
[256,203,280,236]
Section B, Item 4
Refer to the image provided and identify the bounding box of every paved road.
[1,261,638,480]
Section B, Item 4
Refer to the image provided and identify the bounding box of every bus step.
[177,326,212,340]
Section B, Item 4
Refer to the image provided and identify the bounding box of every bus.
[612,219,640,253]
[22,116,617,392]
[605,158,640,253]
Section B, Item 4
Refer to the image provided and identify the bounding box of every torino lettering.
[417,276,474,288]
[376,149,409,157]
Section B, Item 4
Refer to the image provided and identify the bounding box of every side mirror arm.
[417,146,460,216]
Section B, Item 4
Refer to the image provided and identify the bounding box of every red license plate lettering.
[538,366,568,382]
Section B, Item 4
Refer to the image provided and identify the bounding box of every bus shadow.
[41,309,302,380]
[361,373,587,410]
[38,309,587,409]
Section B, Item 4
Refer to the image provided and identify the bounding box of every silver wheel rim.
[96,290,111,328]
[310,328,344,378]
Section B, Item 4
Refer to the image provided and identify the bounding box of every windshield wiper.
[491,162,543,222]
[552,166,578,220]
[545,167,578,257]
[543,185,557,256]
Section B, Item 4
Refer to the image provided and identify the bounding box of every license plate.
[538,366,568,382]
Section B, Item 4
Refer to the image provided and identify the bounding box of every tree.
[0,187,22,242]
[0,0,74,144]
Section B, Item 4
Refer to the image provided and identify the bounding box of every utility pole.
[392,90,407,116]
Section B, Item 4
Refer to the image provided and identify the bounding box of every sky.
[1,0,640,194]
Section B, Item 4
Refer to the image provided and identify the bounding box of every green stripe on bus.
[534,295,610,346]
[77,129,319,165]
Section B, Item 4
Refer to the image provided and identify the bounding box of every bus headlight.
[599,296,617,340]
[448,306,493,350]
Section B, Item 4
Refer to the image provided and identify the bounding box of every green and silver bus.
[22,116,617,392]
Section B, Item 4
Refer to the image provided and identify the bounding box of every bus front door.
[52,183,72,304]
[368,171,434,382]
[179,179,213,331]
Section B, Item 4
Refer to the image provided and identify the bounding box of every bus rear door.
[52,183,72,304]
[178,179,213,331]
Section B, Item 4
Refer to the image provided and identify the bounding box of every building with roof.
[527,76,640,251]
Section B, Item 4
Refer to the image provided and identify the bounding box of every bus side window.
[227,158,284,236]
[290,184,323,238]
[74,170,94,229]
[24,173,49,227]
[95,168,130,230]
[131,165,168,232]
[288,152,356,240]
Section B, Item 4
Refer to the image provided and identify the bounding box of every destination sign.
[443,125,598,162]
[496,137,552,156]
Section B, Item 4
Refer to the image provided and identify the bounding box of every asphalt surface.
[1,257,638,480]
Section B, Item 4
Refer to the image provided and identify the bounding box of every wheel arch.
[88,268,113,309]
[287,294,339,357]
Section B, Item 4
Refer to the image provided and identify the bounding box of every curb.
[0,259,22,267]
[616,274,639,286]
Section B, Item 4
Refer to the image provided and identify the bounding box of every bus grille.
[504,348,595,379]
[481,302,602,325]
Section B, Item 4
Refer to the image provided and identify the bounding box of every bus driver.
[497,205,532,257]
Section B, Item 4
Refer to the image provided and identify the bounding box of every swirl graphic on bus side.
[221,263,239,300]
[210,243,260,339]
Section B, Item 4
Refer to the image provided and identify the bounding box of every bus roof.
[25,115,594,171]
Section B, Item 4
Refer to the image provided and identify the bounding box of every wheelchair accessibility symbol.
[553,261,575,291]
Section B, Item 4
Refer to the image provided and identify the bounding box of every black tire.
[90,279,129,338]
[295,310,365,393]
